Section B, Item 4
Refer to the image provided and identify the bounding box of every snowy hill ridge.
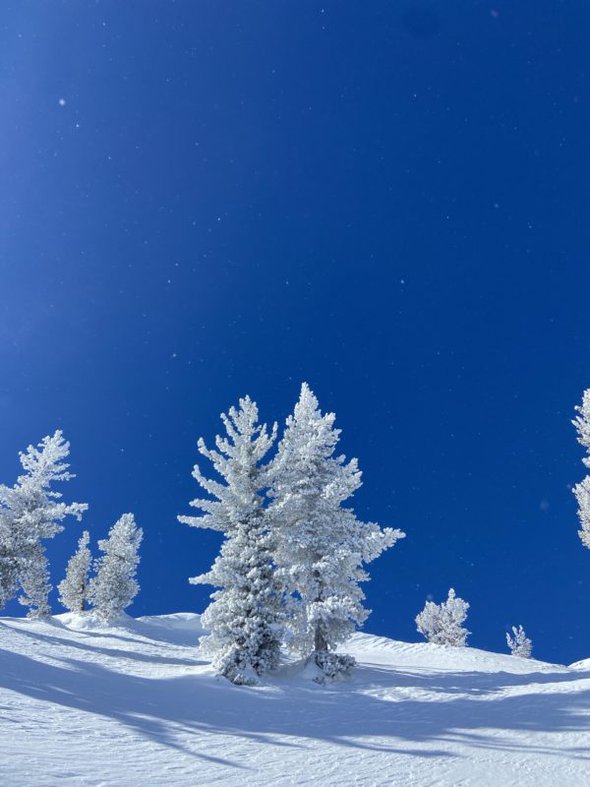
[1,614,590,787]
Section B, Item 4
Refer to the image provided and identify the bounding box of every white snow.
[1,613,590,786]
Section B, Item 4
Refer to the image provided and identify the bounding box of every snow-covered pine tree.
[269,383,405,679]
[416,588,470,647]
[506,624,532,658]
[0,506,19,611]
[0,430,87,618]
[58,530,92,613]
[88,514,142,623]
[572,389,590,549]
[178,396,284,685]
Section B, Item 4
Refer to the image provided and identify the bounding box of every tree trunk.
[314,625,327,653]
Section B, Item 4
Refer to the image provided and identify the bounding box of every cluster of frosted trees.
[414,588,533,657]
[58,514,143,621]
[179,383,405,684]
[7,384,590,679]
[0,431,142,623]
[180,383,539,683]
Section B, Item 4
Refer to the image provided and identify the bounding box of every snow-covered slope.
[1,614,589,786]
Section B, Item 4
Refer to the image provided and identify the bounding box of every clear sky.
[1,1,589,664]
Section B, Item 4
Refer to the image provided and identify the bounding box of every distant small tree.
[88,514,142,623]
[58,530,92,613]
[416,588,470,647]
[572,389,590,549]
[0,431,87,618]
[506,625,532,658]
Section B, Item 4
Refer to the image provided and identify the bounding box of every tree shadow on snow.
[7,624,202,668]
[0,645,246,769]
[1,633,590,767]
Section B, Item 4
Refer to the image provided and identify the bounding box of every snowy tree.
[269,383,405,678]
[0,511,19,611]
[416,588,470,647]
[572,389,590,549]
[0,431,87,618]
[178,396,284,685]
[88,514,142,623]
[58,530,92,613]
[506,625,532,658]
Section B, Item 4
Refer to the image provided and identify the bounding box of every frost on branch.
[573,478,590,550]
[269,382,405,678]
[58,530,92,613]
[88,514,142,623]
[572,389,590,549]
[0,430,87,617]
[506,625,532,658]
[416,588,470,647]
[179,396,284,685]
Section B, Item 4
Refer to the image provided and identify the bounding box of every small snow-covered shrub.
[506,625,532,658]
[416,588,470,647]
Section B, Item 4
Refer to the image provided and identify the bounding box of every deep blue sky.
[1,1,589,664]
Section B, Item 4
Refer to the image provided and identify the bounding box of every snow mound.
[1,613,590,786]
[52,611,204,645]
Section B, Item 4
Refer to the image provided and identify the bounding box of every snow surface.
[1,613,590,786]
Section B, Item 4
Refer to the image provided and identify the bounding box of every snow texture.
[1,612,590,786]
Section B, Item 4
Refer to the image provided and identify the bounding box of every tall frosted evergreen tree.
[179,396,284,685]
[88,514,142,622]
[58,530,93,613]
[270,383,405,676]
[0,431,87,618]
[572,389,590,549]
